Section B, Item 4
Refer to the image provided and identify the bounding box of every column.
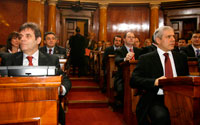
[47,0,57,33]
[27,0,45,46]
[99,4,108,42]
[150,4,159,39]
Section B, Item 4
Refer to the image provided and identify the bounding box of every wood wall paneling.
[0,0,27,46]
[107,5,150,45]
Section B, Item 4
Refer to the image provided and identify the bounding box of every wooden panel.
[0,0,27,45]
[0,76,61,125]
[0,101,57,125]
[107,5,150,44]
[159,77,200,125]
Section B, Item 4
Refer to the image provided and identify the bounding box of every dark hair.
[124,31,134,38]
[6,31,20,51]
[113,35,122,42]
[191,30,200,39]
[19,22,41,39]
[76,27,80,32]
[44,31,56,40]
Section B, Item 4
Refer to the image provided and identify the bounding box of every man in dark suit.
[1,22,71,125]
[101,35,122,93]
[69,27,86,76]
[114,31,142,108]
[180,31,200,57]
[173,38,187,52]
[141,35,157,55]
[130,26,189,125]
[39,32,67,59]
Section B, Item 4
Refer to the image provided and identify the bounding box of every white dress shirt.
[157,47,177,95]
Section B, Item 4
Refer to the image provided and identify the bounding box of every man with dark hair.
[180,31,200,57]
[1,22,71,125]
[114,32,142,108]
[173,38,187,52]
[39,32,67,59]
[130,26,189,125]
[69,27,86,76]
[141,34,157,55]
[102,35,122,92]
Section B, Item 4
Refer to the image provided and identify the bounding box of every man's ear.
[36,37,41,45]
[155,37,160,45]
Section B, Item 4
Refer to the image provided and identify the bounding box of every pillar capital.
[150,4,160,9]
[99,3,108,9]
[47,0,58,5]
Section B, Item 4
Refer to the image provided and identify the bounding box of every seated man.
[40,31,67,59]
[1,22,71,125]
[114,31,142,108]
[102,35,122,93]
[130,26,189,125]
[180,31,200,57]
[173,38,187,52]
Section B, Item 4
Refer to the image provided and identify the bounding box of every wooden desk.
[106,55,117,104]
[99,51,104,89]
[159,76,200,125]
[120,60,139,125]
[0,76,61,125]
[188,60,199,75]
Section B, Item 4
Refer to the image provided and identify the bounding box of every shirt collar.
[23,50,39,60]
[125,45,133,52]
[113,45,120,50]
[157,47,172,57]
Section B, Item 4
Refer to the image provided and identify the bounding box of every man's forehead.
[193,33,200,36]
[127,32,134,36]
[20,28,34,34]
[46,34,55,37]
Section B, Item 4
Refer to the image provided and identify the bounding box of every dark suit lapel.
[151,51,163,76]
[121,46,128,56]
[172,51,182,76]
[38,51,48,66]
[14,52,23,65]
[54,46,59,54]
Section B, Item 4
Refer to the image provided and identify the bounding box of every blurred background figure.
[133,37,141,48]
[6,31,20,53]
[69,27,86,77]
[144,38,152,47]
[173,38,187,52]
[104,41,112,50]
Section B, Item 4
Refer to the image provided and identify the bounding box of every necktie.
[49,49,52,54]
[26,56,33,66]
[196,49,200,57]
[129,48,135,60]
[164,53,173,78]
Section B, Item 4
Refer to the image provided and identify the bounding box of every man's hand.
[154,76,166,86]
[124,52,135,61]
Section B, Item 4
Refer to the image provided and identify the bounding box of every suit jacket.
[180,44,196,57]
[130,50,189,124]
[115,45,142,65]
[85,39,95,50]
[141,44,157,55]
[39,45,67,59]
[1,51,71,94]
[102,46,116,70]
